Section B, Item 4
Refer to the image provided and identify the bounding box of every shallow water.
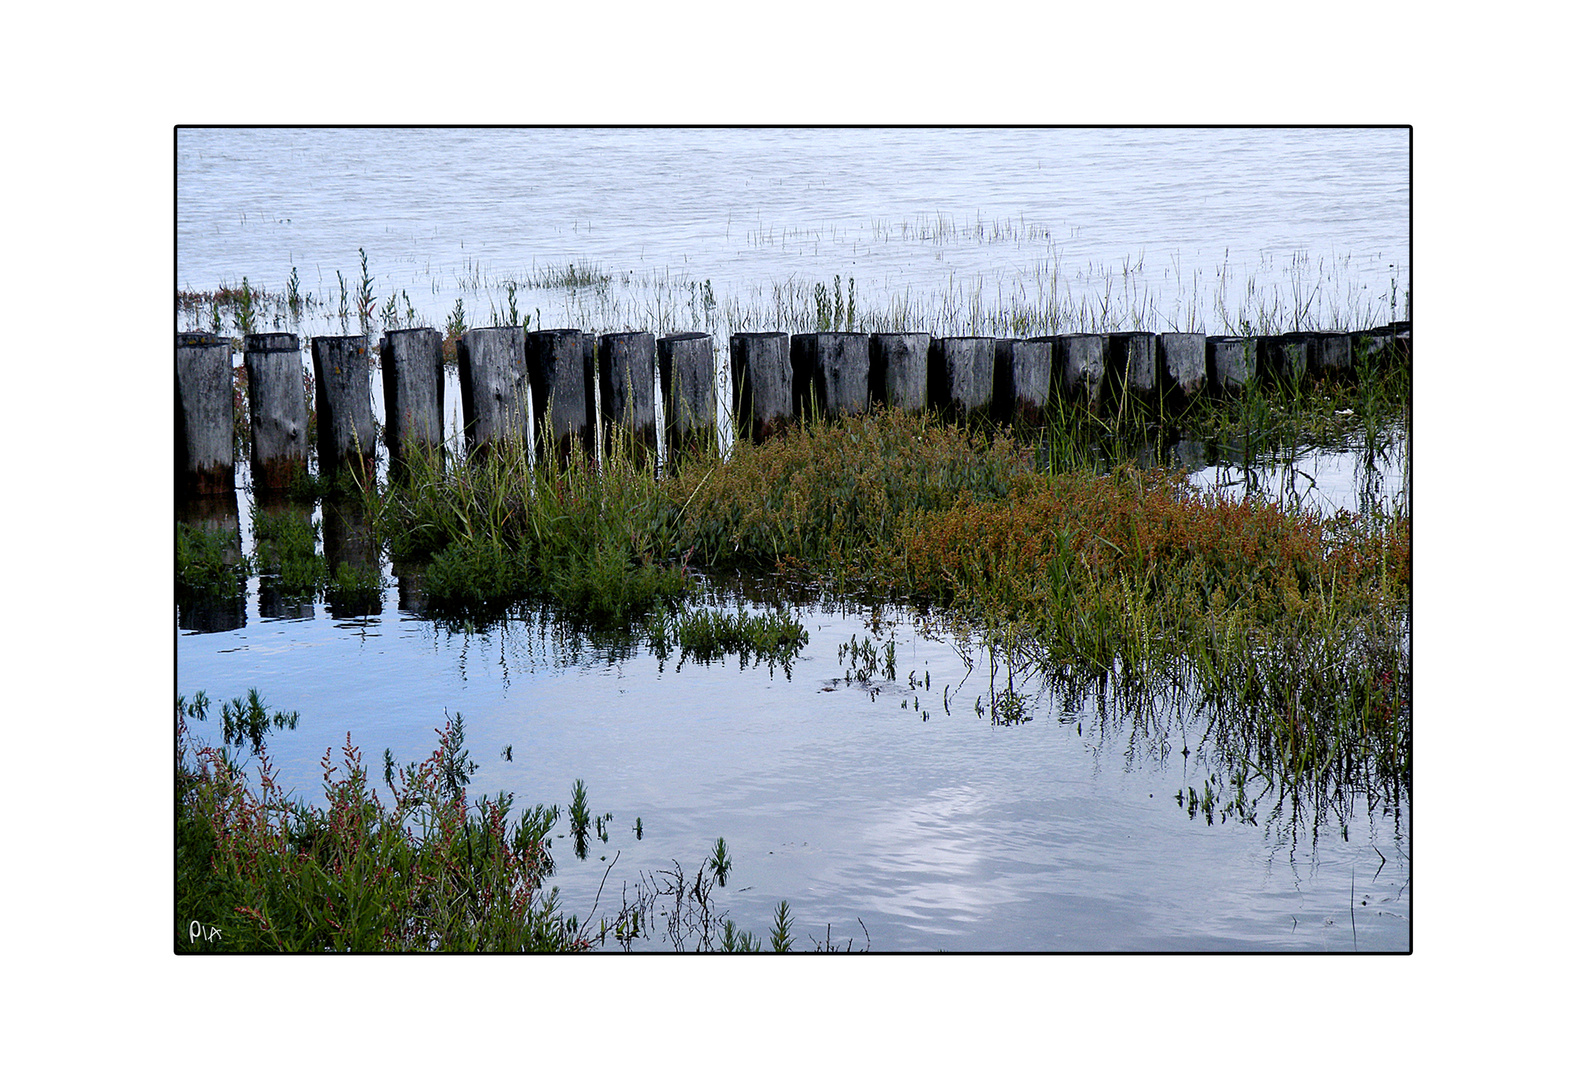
[178,498,1409,952]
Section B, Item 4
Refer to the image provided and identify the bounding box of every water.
[176,127,1411,951]
[178,127,1410,337]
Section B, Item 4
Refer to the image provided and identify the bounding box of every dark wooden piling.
[1055,334,1106,408]
[730,332,793,444]
[311,335,376,477]
[176,331,234,497]
[1158,332,1208,410]
[245,334,309,491]
[791,332,870,421]
[1107,332,1158,406]
[456,326,529,457]
[1313,332,1353,380]
[1207,336,1254,397]
[1256,335,1306,390]
[658,332,717,460]
[869,332,929,413]
[994,338,1053,427]
[380,328,445,470]
[599,331,658,466]
[929,336,995,425]
[526,328,596,466]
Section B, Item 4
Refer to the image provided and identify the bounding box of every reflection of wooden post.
[730,332,791,444]
[176,331,234,497]
[527,328,596,466]
[311,335,375,476]
[456,327,529,456]
[245,333,309,491]
[1158,332,1207,410]
[1208,336,1253,397]
[791,332,870,421]
[658,332,717,460]
[599,332,657,466]
[252,491,317,621]
[870,333,928,413]
[176,490,245,633]
[380,328,445,471]
[929,336,994,425]
[322,494,381,618]
[1055,334,1105,408]
[994,338,1052,427]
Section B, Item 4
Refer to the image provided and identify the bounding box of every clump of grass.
[177,704,585,952]
[371,426,689,629]
[177,521,249,596]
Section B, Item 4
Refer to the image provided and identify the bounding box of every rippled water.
[176,127,1411,951]
[178,127,1409,336]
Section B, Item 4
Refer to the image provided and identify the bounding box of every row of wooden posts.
[175,322,1411,496]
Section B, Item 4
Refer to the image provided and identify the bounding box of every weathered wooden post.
[1312,331,1353,380]
[1106,332,1158,407]
[244,334,309,491]
[1158,332,1208,410]
[599,331,658,466]
[380,328,445,472]
[730,332,793,444]
[1055,334,1106,408]
[994,338,1053,427]
[1207,336,1254,397]
[791,332,870,422]
[1259,332,1310,390]
[526,328,596,466]
[176,331,234,497]
[929,336,995,425]
[311,335,376,477]
[869,332,929,413]
[658,332,718,460]
[456,326,530,457]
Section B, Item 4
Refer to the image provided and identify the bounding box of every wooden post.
[1107,332,1157,407]
[1207,336,1254,397]
[1055,334,1106,408]
[176,331,234,497]
[599,331,657,466]
[1158,332,1207,410]
[869,332,929,413]
[658,332,717,460]
[994,338,1052,427]
[243,334,308,491]
[527,328,595,466]
[730,332,792,444]
[1313,331,1353,380]
[380,328,445,471]
[456,326,529,457]
[792,332,870,422]
[929,336,995,425]
[311,335,376,477]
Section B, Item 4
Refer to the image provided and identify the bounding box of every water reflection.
[176,490,245,634]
